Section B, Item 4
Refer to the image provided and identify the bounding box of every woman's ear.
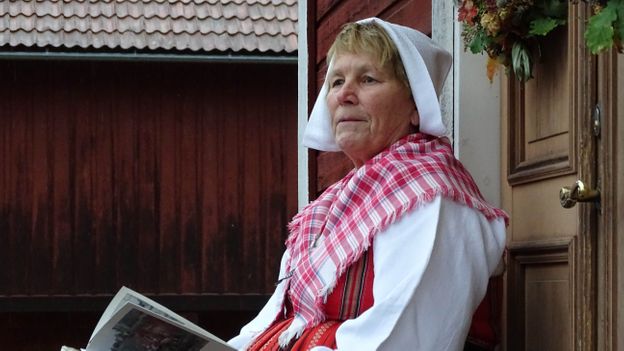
[410,108,420,127]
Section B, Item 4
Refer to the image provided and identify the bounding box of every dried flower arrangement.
[457,0,624,82]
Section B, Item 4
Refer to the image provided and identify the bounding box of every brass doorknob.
[559,180,600,209]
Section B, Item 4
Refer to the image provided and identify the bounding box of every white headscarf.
[302,17,453,152]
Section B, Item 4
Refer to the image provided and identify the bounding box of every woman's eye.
[363,76,377,84]
[330,79,344,88]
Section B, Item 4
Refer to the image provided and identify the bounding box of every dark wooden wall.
[309,0,432,194]
[0,59,298,348]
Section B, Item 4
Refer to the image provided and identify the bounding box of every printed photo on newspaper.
[61,286,235,351]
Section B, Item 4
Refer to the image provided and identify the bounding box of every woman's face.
[326,52,419,167]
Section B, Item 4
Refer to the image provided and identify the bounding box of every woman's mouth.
[338,117,364,123]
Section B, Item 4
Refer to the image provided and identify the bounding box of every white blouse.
[228,196,506,351]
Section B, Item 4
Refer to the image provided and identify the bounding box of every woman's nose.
[336,81,358,105]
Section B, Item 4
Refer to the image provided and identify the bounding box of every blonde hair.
[327,22,409,89]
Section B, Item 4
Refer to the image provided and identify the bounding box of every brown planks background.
[0,59,298,348]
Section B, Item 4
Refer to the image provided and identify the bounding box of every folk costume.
[229,18,508,351]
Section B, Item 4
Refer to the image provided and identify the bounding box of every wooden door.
[501,3,622,349]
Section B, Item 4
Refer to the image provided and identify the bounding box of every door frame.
[596,49,622,351]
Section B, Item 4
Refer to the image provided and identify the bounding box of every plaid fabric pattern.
[283,133,508,336]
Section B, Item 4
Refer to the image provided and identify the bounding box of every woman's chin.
[335,140,375,166]
[335,138,362,154]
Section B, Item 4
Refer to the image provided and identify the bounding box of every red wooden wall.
[0,59,297,348]
[309,0,432,194]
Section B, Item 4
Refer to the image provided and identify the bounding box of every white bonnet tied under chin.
[302,17,453,152]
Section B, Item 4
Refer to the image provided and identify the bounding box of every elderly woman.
[228,17,507,351]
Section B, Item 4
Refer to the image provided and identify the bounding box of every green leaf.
[469,29,489,54]
[529,17,564,36]
[511,42,532,82]
[613,0,624,43]
[585,5,617,54]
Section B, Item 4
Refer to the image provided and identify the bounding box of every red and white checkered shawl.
[282,133,508,340]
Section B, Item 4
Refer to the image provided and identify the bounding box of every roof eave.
[0,49,298,64]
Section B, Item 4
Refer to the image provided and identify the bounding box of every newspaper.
[62,286,235,351]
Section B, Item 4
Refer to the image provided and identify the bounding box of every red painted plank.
[178,66,201,293]
[9,62,36,295]
[73,66,99,293]
[240,68,262,293]
[134,64,160,294]
[198,65,225,293]
[380,0,432,35]
[0,63,10,291]
[110,63,140,291]
[221,68,243,293]
[315,0,401,65]
[49,63,74,294]
[29,64,52,293]
[157,69,181,294]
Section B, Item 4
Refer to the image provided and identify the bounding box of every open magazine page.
[90,287,229,345]
[81,286,234,351]
[86,303,234,351]
[90,287,138,341]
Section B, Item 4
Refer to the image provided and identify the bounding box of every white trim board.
[297,2,309,209]
[433,2,502,207]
